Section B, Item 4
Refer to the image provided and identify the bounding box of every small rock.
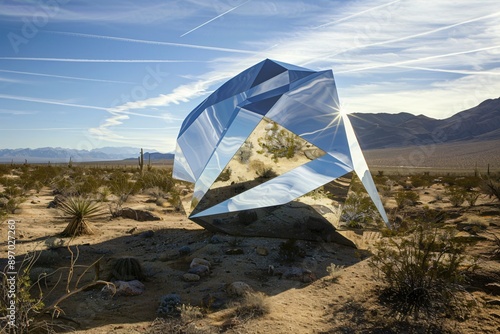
[256,247,269,256]
[282,267,316,283]
[31,199,40,204]
[209,235,223,244]
[178,246,191,256]
[47,194,66,208]
[188,264,210,277]
[182,273,200,282]
[113,280,145,296]
[190,258,211,269]
[225,248,244,255]
[226,281,253,297]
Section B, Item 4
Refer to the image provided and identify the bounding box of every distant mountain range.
[350,97,500,149]
[1,97,498,163]
[0,147,165,163]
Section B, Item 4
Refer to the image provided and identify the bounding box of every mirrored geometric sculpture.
[173,59,389,243]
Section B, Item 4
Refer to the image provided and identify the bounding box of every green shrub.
[369,223,476,320]
[394,190,419,209]
[445,186,466,207]
[140,170,175,193]
[341,192,378,228]
[464,191,480,207]
[216,167,232,182]
[258,123,303,160]
[109,173,139,202]
[1,254,45,333]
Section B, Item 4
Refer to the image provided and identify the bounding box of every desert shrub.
[464,190,480,207]
[369,223,476,320]
[141,170,175,193]
[237,142,254,163]
[75,174,100,196]
[109,257,144,281]
[394,190,419,209]
[278,239,305,263]
[97,186,111,202]
[326,263,344,280]
[454,176,481,190]
[410,175,432,189]
[341,192,378,228]
[59,197,105,237]
[179,304,204,323]
[258,123,303,160]
[109,173,139,202]
[216,167,232,182]
[445,186,466,207]
[481,177,500,201]
[0,197,22,214]
[234,292,270,320]
[1,254,45,333]
[146,186,165,201]
[167,189,183,212]
[256,166,277,179]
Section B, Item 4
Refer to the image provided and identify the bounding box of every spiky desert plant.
[109,257,144,281]
[59,197,105,237]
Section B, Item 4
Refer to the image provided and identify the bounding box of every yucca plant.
[59,197,105,237]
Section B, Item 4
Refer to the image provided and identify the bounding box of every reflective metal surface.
[173,59,389,242]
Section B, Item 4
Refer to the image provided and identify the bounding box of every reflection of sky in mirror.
[192,108,262,205]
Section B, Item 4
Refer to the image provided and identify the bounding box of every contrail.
[336,45,500,74]
[0,69,135,84]
[327,11,500,58]
[0,94,108,111]
[0,94,171,119]
[0,57,202,63]
[395,65,500,76]
[180,0,251,37]
[46,30,255,54]
[314,0,402,29]
[0,127,88,131]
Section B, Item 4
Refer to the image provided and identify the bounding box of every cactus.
[138,148,144,175]
[109,257,144,281]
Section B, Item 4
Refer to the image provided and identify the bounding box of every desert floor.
[1,181,500,333]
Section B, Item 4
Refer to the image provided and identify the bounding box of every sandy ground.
[1,183,500,333]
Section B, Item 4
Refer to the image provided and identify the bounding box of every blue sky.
[0,0,499,152]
